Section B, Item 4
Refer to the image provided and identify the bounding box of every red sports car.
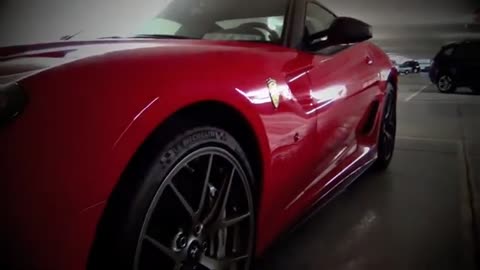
[0,0,397,269]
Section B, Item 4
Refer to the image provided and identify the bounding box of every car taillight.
[0,83,27,125]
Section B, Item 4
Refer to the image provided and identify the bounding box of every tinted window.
[451,44,479,59]
[461,44,480,59]
[443,47,455,56]
[454,46,468,59]
[305,3,336,34]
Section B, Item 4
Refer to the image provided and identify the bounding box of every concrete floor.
[257,74,480,270]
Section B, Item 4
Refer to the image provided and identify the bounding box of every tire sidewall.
[94,127,256,270]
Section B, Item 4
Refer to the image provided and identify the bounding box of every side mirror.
[307,17,372,51]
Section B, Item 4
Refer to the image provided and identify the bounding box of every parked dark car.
[430,40,480,93]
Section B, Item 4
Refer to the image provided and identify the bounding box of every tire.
[374,83,396,170]
[404,70,410,75]
[91,125,256,270]
[436,74,456,93]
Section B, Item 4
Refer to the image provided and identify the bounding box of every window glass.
[133,0,288,43]
[443,47,454,56]
[137,18,182,35]
[36,0,289,44]
[463,44,480,59]
[453,44,480,59]
[305,3,336,35]
[205,16,284,42]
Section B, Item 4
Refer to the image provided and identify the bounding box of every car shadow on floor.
[256,141,474,270]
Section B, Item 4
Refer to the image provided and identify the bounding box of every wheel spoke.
[222,212,251,228]
[220,168,235,213]
[170,183,194,217]
[384,129,393,140]
[203,167,235,225]
[199,254,248,269]
[228,254,249,264]
[144,235,180,263]
[197,155,214,217]
[199,255,221,269]
[384,96,392,119]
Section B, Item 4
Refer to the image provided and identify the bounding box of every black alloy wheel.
[437,74,456,93]
[374,83,396,170]
[92,126,256,270]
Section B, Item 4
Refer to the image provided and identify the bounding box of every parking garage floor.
[257,73,480,270]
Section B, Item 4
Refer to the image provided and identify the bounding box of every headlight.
[0,83,28,125]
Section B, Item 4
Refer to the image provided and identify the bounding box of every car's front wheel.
[92,126,256,270]
[437,74,456,93]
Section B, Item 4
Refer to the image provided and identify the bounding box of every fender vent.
[361,101,379,134]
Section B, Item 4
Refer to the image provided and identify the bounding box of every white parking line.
[404,84,430,102]
[396,135,459,144]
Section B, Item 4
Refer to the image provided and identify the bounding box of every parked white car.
[396,62,414,75]
[417,59,432,72]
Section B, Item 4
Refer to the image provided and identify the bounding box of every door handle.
[366,56,373,65]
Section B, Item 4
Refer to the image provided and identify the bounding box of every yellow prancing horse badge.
[267,78,280,109]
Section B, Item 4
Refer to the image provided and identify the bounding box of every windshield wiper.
[97,36,124,39]
[131,34,197,40]
[60,30,82,40]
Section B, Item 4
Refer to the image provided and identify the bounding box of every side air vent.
[361,101,379,134]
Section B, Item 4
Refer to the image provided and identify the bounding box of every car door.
[307,2,378,177]
[265,2,348,218]
[450,43,480,86]
[452,45,470,85]
[470,43,480,87]
[280,1,380,214]
[461,43,480,87]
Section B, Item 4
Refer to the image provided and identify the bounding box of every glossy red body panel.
[0,38,396,269]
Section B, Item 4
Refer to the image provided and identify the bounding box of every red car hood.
[0,39,171,84]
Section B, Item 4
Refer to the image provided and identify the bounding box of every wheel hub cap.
[439,76,452,91]
[188,241,202,260]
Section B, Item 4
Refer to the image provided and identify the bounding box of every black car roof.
[444,40,480,48]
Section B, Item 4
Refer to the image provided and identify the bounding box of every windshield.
[0,0,288,43]
[132,0,289,43]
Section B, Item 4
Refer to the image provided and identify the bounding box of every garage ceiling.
[0,0,478,59]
